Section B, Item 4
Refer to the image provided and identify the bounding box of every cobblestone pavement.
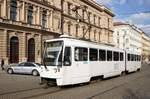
[0,64,150,99]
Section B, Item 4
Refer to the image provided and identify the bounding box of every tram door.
[71,47,90,82]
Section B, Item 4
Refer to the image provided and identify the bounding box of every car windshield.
[43,41,63,66]
[35,63,42,66]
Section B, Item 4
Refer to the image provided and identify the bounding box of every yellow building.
[141,32,150,62]
[0,0,114,64]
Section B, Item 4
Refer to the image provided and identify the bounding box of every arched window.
[10,37,19,63]
[28,38,35,62]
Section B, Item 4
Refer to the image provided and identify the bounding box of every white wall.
[114,24,142,54]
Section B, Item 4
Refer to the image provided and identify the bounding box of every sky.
[96,0,150,35]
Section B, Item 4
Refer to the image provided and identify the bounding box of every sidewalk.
[0,69,6,74]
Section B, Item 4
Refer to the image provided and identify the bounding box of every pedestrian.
[1,59,4,71]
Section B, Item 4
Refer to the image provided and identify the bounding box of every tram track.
[87,69,150,99]
[0,87,42,96]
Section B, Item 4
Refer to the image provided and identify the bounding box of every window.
[120,52,124,61]
[68,24,71,35]
[90,48,98,61]
[27,6,33,24]
[113,52,119,61]
[63,47,71,66]
[131,54,134,61]
[93,15,96,25]
[82,9,85,20]
[139,55,141,61]
[135,55,137,61]
[88,12,91,23]
[10,0,17,21]
[75,47,88,61]
[94,30,96,41]
[107,50,112,61]
[128,54,130,61]
[24,63,35,67]
[76,24,79,37]
[67,2,72,15]
[19,62,25,66]
[42,10,47,29]
[98,17,101,26]
[99,49,106,61]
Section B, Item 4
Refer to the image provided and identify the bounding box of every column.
[47,10,51,29]
[18,32,26,62]
[0,30,9,64]
[33,6,37,25]
[17,1,22,21]
[36,7,40,25]
[2,0,7,18]
[50,10,53,29]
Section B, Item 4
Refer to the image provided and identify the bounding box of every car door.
[13,63,24,73]
[22,62,35,74]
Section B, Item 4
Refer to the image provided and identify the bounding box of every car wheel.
[7,68,13,74]
[32,70,39,76]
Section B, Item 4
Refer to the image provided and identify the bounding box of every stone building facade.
[0,0,114,64]
[141,32,150,62]
[113,22,142,53]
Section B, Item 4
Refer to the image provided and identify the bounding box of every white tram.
[40,36,141,86]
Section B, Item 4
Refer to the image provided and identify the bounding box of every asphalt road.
[0,64,150,99]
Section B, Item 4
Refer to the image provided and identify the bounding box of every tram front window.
[44,41,63,66]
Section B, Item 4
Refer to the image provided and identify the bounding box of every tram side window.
[134,55,136,61]
[128,54,130,61]
[107,50,112,61]
[75,47,88,61]
[131,54,134,61]
[136,55,138,61]
[63,47,71,66]
[99,49,106,61]
[113,51,119,61]
[137,55,139,61]
[138,55,141,61]
[90,48,98,61]
[120,52,124,61]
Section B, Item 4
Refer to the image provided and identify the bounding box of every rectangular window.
[131,54,134,61]
[89,48,98,61]
[75,47,88,61]
[128,54,130,61]
[27,6,33,24]
[99,49,106,61]
[94,30,96,41]
[76,24,79,37]
[139,55,141,61]
[107,50,112,61]
[67,2,72,15]
[63,47,71,66]
[42,10,47,29]
[82,9,85,20]
[88,12,91,23]
[68,24,71,35]
[98,17,101,26]
[93,15,96,25]
[10,0,17,21]
[120,52,124,61]
[113,51,119,61]
[135,55,137,61]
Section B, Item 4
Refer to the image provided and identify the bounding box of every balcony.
[0,17,51,32]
